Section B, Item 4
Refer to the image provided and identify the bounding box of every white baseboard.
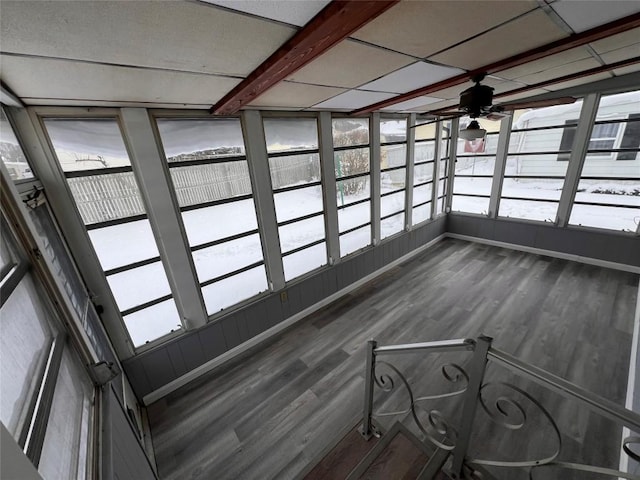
[446,233,640,274]
[143,233,446,405]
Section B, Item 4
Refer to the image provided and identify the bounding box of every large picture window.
[498,99,584,222]
[380,118,408,239]
[569,90,640,231]
[43,118,181,346]
[264,117,327,281]
[156,118,268,315]
[333,117,371,257]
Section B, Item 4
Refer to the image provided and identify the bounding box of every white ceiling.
[0,0,638,112]
[200,0,330,27]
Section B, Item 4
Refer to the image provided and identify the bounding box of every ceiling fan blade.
[495,96,576,111]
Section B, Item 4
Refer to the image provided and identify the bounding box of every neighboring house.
[511,91,640,177]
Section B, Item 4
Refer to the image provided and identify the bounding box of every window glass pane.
[452,196,490,214]
[0,108,34,181]
[336,176,370,207]
[501,178,564,201]
[413,183,433,206]
[0,275,55,439]
[268,153,321,189]
[88,219,159,270]
[202,265,268,315]
[106,261,171,311]
[508,126,572,154]
[381,191,405,217]
[512,99,584,130]
[340,226,370,257]
[156,118,245,161]
[415,122,436,141]
[455,156,495,175]
[381,212,404,239]
[569,203,640,231]
[334,147,370,177]
[278,216,325,253]
[0,229,15,274]
[338,202,370,232]
[283,243,326,281]
[170,161,252,208]
[274,185,324,223]
[380,119,406,142]
[568,90,640,231]
[38,346,93,480]
[414,162,434,184]
[381,167,406,193]
[333,118,369,146]
[453,177,493,196]
[499,198,559,222]
[123,299,182,347]
[415,140,435,162]
[67,173,146,224]
[181,199,258,247]
[412,204,431,225]
[264,118,318,153]
[44,119,130,172]
[504,154,569,178]
[381,144,406,168]
[193,234,263,283]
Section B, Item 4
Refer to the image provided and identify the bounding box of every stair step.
[303,422,380,480]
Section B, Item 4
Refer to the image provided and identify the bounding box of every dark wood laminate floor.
[147,239,639,480]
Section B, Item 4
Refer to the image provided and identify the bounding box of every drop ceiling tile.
[286,40,415,89]
[430,10,568,70]
[0,1,295,77]
[495,47,593,80]
[428,76,523,101]
[550,0,640,33]
[359,62,465,94]
[613,64,640,76]
[515,57,601,85]
[312,89,397,110]
[21,99,212,109]
[201,0,329,27]
[381,96,443,112]
[495,88,554,104]
[351,1,538,58]
[0,55,241,106]
[590,28,640,54]
[544,72,613,90]
[246,81,346,108]
[415,99,459,113]
[599,44,640,64]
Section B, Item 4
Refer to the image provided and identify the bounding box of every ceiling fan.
[413,73,577,140]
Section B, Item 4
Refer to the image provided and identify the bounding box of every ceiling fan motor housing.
[460,83,494,118]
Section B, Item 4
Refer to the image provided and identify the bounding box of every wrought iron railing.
[360,336,640,479]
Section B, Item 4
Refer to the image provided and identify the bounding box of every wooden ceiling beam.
[351,12,640,115]
[210,0,399,115]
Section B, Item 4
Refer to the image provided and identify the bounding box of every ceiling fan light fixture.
[459,120,486,140]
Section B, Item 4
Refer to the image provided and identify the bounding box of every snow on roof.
[513,90,640,129]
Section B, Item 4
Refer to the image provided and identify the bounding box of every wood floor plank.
[148,239,639,480]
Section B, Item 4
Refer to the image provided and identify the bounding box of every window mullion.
[556,93,600,227]
[488,115,513,218]
[318,112,340,265]
[241,110,285,291]
[119,108,206,329]
[371,113,381,245]
[405,114,415,229]
[431,121,443,220]
[446,117,459,213]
